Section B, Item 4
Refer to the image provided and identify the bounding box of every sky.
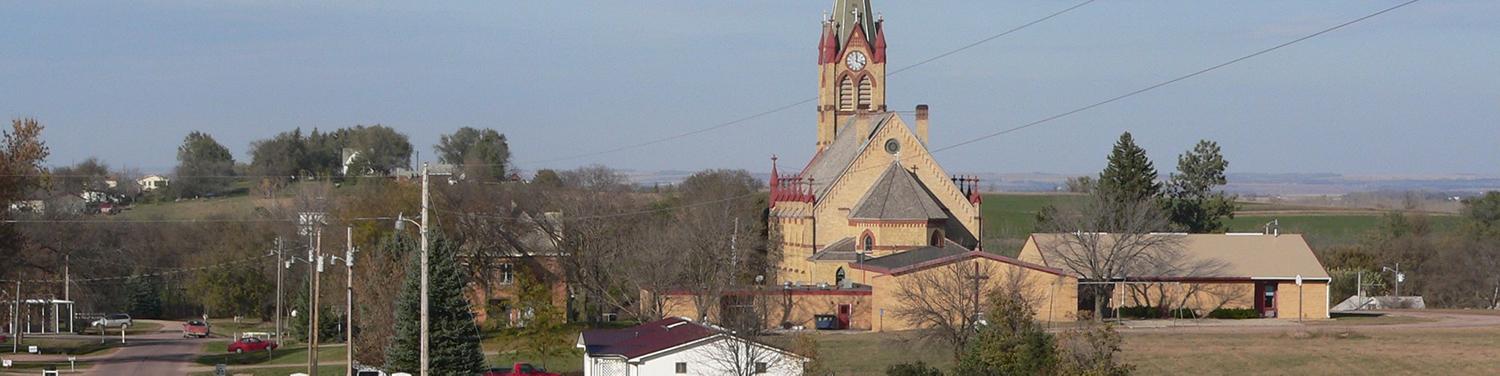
[2,0,1497,177]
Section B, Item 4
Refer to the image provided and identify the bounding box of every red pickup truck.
[483,363,560,376]
[182,320,211,338]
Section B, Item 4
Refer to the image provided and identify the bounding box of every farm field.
[977,193,1459,252]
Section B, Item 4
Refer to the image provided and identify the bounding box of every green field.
[977,193,1458,252]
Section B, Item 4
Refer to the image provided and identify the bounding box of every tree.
[530,169,563,188]
[385,233,485,374]
[0,119,50,278]
[435,127,510,179]
[1461,192,1500,232]
[953,287,1057,376]
[339,125,413,175]
[560,165,632,191]
[672,169,764,321]
[191,262,273,318]
[173,131,235,198]
[890,260,1000,360]
[791,334,829,376]
[52,157,111,193]
[127,275,163,319]
[1164,140,1238,233]
[1063,176,1095,194]
[1097,132,1160,203]
[1036,191,1181,320]
[513,269,573,370]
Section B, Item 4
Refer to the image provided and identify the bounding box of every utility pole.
[275,237,284,347]
[64,254,71,333]
[311,229,323,376]
[345,226,355,376]
[12,281,18,353]
[419,162,431,376]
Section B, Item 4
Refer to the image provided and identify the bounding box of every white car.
[91,313,133,328]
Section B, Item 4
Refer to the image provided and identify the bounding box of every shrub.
[886,361,944,376]
[1207,308,1260,319]
[1116,306,1196,319]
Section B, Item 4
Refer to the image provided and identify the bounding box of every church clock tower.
[816,0,887,150]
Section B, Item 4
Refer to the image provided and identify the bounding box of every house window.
[838,76,854,111]
[500,263,514,285]
[863,234,874,253]
[675,362,688,374]
[930,230,944,247]
[756,362,769,373]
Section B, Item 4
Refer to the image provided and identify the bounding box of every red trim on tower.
[872,21,887,63]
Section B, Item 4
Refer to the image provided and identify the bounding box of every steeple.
[831,0,876,50]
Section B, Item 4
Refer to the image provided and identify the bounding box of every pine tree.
[1097,132,1160,203]
[127,275,162,319]
[1166,140,1238,233]
[385,233,485,374]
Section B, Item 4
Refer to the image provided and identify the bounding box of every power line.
[931,0,1423,153]
[519,0,1097,165]
[434,191,761,222]
[0,216,398,224]
[0,254,273,284]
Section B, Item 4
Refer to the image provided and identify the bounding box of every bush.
[886,361,944,376]
[1116,306,1196,319]
[1207,308,1260,319]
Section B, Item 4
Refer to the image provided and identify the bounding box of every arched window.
[857,77,873,109]
[838,76,854,111]
[863,233,875,253]
[930,230,945,247]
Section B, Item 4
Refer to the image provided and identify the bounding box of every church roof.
[808,237,859,261]
[831,0,876,49]
[854,239,969,270]
[849,162,948,221]
[800,113,896,198]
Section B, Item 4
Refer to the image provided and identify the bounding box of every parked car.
[91,313,132,328]
[226,337,277,354]
[182,320,210,338]
[483,363,560,376]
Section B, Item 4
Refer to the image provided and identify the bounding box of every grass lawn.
[1122,327,1500,374]
[194,341,346,367]
[8,337,121,356]
[187,365,345,376]
[809,314,1500,375]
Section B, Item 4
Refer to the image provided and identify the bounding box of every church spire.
[831,0,876,50]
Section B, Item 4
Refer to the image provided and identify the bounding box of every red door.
[1254,282,1278,318]
[836,304,852,329]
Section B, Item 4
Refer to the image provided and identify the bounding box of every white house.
[137,175,170,191]
[578,317,806,376]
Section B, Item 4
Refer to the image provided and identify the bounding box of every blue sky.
[2,1,1496,176]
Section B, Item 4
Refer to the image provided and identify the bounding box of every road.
[81,327,205,375]
[2,320,207,375]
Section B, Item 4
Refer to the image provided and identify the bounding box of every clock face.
[845,51,867,71]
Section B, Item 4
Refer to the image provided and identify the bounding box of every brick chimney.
[915,104,930,145]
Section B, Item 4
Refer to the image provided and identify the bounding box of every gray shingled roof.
[849,162,947,221]
[800,113,896,198]
[857,239,971,270]
[808,237,859,261]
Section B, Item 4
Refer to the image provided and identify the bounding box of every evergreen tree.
[173,131,235,198]
[385,233,485,374]
[1097,132,1160,203]
[126,275,163,319]
[953,290,1057,375]
[290,279,339,342]
[1165,140,1238,233]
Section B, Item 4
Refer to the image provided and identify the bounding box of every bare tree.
[891,260,1011,359]
[1036,192,1182,319]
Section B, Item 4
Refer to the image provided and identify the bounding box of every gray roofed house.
[849,162,948,221]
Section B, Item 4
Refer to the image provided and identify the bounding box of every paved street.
[2,320,206,375]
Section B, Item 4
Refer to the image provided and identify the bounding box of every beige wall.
[867,258,1077,332]
[657,292,873,330]
[1276,281,1329,320]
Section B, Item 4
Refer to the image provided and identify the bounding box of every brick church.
[656,0,1330,331]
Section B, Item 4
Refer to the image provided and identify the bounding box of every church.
[654,0,1330,332]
